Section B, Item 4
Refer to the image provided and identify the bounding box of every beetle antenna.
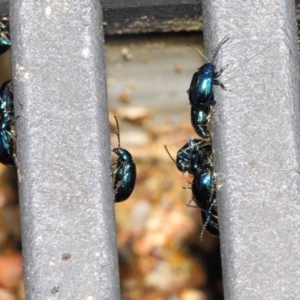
[164,145,176,164]
[114,116,121,149]
[183,173,192,196]
[200,214,210,242]
[211,35,230,64]
[188,45,209,63]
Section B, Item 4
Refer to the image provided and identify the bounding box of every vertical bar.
[202,0,300,299]
[10,1,121,299]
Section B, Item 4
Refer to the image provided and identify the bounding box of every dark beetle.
[188,35,229,108]
[0,81,14,119]
[0,19,15,167]
[191,168,216,211]
[0,81,15,166]
[188,143,212,176]
[175,138,202,173]
[112,116,136,202]
[0,20,11,55]
[191,166,219,238]
[165,137,212,175]
[0,115,15,166]
[191,106,212,139]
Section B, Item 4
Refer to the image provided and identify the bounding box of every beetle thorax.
[199,63,214,76]
[113,148,133,162]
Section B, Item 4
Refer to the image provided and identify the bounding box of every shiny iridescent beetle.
[0,80,14,119]
[165,138,218,236]
[0,19,11,55]
[0,19,15,166]
[190,106,212,139]
[191,165,219,238]
[191,167,216,212]
[112,116,136,202]
[164,137,212,176]
[188,35,230,108]
[0,81,15,166]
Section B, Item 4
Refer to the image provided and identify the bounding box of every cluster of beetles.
[113,35,230,238]
[165,36,230,238]
[0,18,138,204]
[0,19,15,167]
[0,17,230,238]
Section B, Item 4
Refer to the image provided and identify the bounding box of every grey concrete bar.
[202,0,300,299]
[10,1,120,299]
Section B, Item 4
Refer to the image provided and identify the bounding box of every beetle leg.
[213,79,230,91]
[114,177,123,192]
[213,64,229,78]
[200,199,218,241]
[187,201,198,208]
[210,94,216,106]
[110,163,120,178]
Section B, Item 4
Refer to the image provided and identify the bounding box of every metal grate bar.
[202,0,300,299]
[10,1,120,299]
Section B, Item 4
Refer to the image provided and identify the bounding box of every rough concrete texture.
[10,1,121,299]
[202,0,300,299]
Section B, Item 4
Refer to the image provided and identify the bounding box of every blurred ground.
[0,32,223,300]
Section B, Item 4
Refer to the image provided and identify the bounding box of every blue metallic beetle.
[0,81,15,166]
[0,116,15,166]
[0,19,11,55]
[188,35,229,108]
[188,143,212,176]
[164,137,212,175]
[191,106,212,139]
[0,80,14,119]
[191,168,216,212]
[191,168,219,238]
[0,19,15,166]
[165,138,218,237]
[112,116,136,202]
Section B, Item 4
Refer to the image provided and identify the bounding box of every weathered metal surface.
[202,0,300,298]
[10,1,120,298]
